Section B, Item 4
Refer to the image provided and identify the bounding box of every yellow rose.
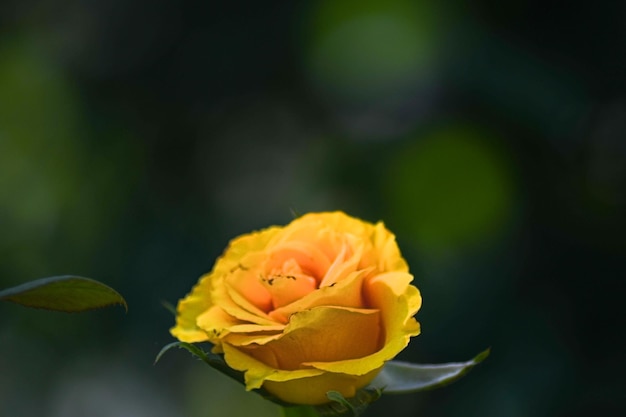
[171,212,421,405]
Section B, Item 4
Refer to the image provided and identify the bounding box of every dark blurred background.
[1,1,625,416]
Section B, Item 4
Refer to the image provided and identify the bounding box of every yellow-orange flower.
[171,212,421,405]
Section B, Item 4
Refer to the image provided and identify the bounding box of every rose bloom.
[171,212,421,405]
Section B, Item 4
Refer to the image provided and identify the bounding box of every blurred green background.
[1,1,625,416]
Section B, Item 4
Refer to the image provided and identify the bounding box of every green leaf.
[0,275,127,313]
[370,348,490,394]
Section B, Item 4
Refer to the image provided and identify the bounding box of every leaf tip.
[117,298,129,314]
[474,347,491,364]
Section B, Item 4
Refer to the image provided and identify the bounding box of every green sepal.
[0,275,127,313]
[370,348,490,394]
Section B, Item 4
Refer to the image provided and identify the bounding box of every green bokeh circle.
[385,126,515,252]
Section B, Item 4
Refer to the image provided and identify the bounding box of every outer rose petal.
[307,272,421,375]
[238,306,381,369]
[371,221,409,273]
[221,343,381,405]
[271,212,367,251]
[262,369,381,405]
[170,271,212,343]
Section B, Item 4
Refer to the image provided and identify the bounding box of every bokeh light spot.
[385,126,515,252]
[305,0,440,102]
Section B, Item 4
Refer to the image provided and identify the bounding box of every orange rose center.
[225,236,364,318]
[261,258,318,309]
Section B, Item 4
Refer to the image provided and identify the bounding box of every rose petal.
[358,221,408,273]
[292,212,369,237]
[221,342,325,390]
[195,305,240,339]
[218,284,277,325]
[272,213,369,264]
[365,272,422,321]
[262,368,381,405]
[261,272,317,309]
[241,306,381,370]
[226,323,286,333]
[306,272,421,375]
[319,239,364,287]
[195,305,286,342]
[223,331,284,347]
[265,241,332,281]
[269,268,371,322]
[221,328,382,405]
[225,267,273,312]
[373,221,409,272]
[211,227,283,284]
[192,269,277,327]
[170,272,213,343]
